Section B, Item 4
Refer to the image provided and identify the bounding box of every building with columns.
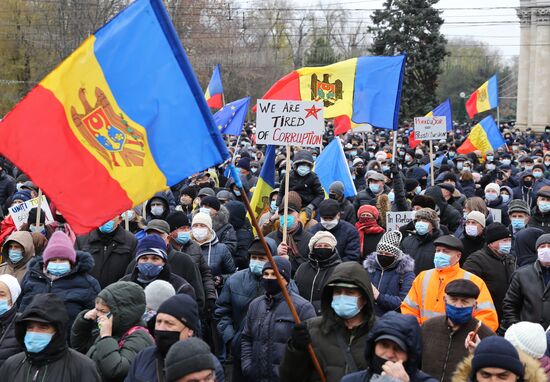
[516,0,550,131]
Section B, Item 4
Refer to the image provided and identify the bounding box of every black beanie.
[166,211,190,232]
[318,199,340,218]
[200,196,221,211]
[165,337,215,382]
[157,294,199,333]
[485,222,511,244]
[262,256,291,282]
[27,208,46,226]
[404,178,419,193]
[471,337,524,378]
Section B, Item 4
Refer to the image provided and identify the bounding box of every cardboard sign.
[413,116,447,141]
[9,196,54,230]
[256,100,324,147]
[488,208,502,223]
[386,211,415,232]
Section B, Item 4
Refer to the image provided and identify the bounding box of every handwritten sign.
[386,211,415,232]
[8,196,54,230]
[256,100,324,147]
[413,116,447,141]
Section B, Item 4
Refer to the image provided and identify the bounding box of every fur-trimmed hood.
[452,351,547,382]
[363,252,415,274]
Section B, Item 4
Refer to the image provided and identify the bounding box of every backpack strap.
[118,326,151,348]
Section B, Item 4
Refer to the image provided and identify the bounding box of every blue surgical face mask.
[382,165,390,173]
[539,201,550,213]
[270,200,277,212]
[176,231,191,245]
[485,193,498,202]
[296,165,311,177]
[511,218,526,231]
[434,252,452,269]
[99,220,115,233]
[137,262,164,281]
[331,294,361,319]
[279,215,295,229]
[534,171,543,179]
[47,261,71,277]
[199,207,211,215]
[415,221,430,236]
[456,162,464,170]
[8,249,23,264]
[350,151,357,157]
[445,303,473,325]
[498,242,512,255]
[30,224,46,235]
[388,191,395,203]
[486,155,494,162]
[369,183,381,194]
[249,259,266,276]
[24,331,54,353]
[0,299,10,315]
[501,194,510,203]
[415,186,422,195]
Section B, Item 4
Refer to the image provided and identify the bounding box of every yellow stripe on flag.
[468,124,493,153]
[476,80,491,114]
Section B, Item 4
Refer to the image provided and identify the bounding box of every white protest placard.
[386,211,415,232]
[488,208,502,223]
[9,196,54,230]
[413,116,447,141]
[256,99,324,147]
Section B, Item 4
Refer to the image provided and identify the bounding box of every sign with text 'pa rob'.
[386,211,415,232]
[256,100,324,147]
[413,116,447,141]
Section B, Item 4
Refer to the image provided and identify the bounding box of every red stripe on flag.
[0,85,133,234]
[465,91,478,119]
[409,130,421,149]
[207,93,224,109]
[252,71,301,112]
[334,115,351,135]
[457,137,477,154]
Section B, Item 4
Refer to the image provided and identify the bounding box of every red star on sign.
[304,105,321,119]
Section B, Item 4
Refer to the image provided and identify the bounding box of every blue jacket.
[198,234,236,279]
[241,289,316,382]
[341,312,438,382]
[363,253,415,316]
[124,346,224,382]
[308,220,360,262]
[19,251,101,332]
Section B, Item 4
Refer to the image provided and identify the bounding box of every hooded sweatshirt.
[0,231,35,283]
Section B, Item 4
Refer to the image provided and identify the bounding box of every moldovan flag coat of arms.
[0,0,229,234]
[258,56,406,134]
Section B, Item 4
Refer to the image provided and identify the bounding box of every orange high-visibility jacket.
[401,263,498,331]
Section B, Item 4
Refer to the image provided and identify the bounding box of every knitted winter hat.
[192,212,212,230]
[508,199,531,216]
[165,338,215,382]
[136,234,168,261]
[536,233,550,249]
[262,256,291,282]
[485,183,501,194]
[329,181,345,196]
[505,321,547,359]
[466,211,486,228]
[144,280,175,311]
[376,230,403,257]
[485,222,511,244]
[278,191,302,213]
[404,178,419,193]
[42,231,76,264]
[158,294,199,333]
[357,205,379,220]
[308,231,338,252]
[237,157,251,171]
[200,196,221,211]
[414,208,440,229]
[0,274,21,302]
[166,211,190,232]
[472,337,524,378]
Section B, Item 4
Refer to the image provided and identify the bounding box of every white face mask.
[538,247,550,264]
[192,227,209,241]
[465,224,479,237]
[321,218,339,230]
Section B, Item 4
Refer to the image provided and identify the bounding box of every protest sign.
[413,116,447,141]
[386,211,415,232]
[9,195,54,230]
[488,208,502,223]
[256,100,324,147]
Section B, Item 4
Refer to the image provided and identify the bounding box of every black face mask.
[377,254,396,268]
[524,180,533,188]
[311,247,334,261]
[262,278,281,295]
[371,354,388,375]
[155,330,181,357]
[356,167,366,176]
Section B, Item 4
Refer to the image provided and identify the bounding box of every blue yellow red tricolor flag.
[249,145,276,219]
[465,75,499,118]
[409,98,453,149]
[205,64,224,109]
[0,0,229,234]
[457,116,505,155]
[257,56,405,134]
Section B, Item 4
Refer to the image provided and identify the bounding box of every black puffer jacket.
[528,205,550,233]
[0,294,100,381]
[338,198,357,225]
[295,251,342,315]
[241,288,316,382]
[225,201,254,269]
[501,261,550,330]
[424,186,461,232]
[276,168,325,211]
[0,306,19,368]
[400,228,443,275]
[341,312,437,382]
[76,226,137,288]
[279,262,376,382]
[179,240,217,302]
[514,227,544,267]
